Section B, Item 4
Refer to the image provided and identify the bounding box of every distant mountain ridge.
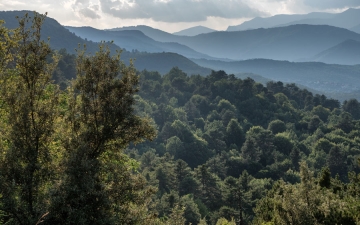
[0,10,119,54]
[192,58,360,98]
[106,25,174,44]
[227,8,360,31]
[278,9,360,30]
[173,26,216,36]
[226,11,333,31]
[183,25,360,61]
[2,10,360,100]
[108,23,360,63]
[66,26,215,60]
[351,24,360,34]
[0,11,211,76]
[310,39,360,65]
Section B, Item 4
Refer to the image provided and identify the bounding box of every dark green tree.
[225,119,244,148]
[318,167,331,189]
[267,119,286,134]
[327,145,346,179]
[195,165,223,211]
[343,99,360,120]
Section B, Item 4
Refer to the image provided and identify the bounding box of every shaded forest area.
[0,12,360,225]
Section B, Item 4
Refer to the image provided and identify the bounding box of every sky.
[0,0,359,33]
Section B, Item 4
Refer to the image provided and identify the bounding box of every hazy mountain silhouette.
[309,39,360,65]
[125,52,211,75]
[102,23,360,63]
[351,24,360,34]
[0,10,119,54]
[173,26,216,36]
[66,26,214,59]
[3,10,360,99]
[192,58,360,95]
[227,8,360,31]
[278,8,360,30]
[106,25,175,43]
[175,25,360,61]
[0,11,211,75]
[226,11,333,31]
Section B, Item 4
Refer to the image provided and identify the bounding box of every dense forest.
[0,12,360,225]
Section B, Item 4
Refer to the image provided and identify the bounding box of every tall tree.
[47,44,156,224]
[0,12,60,225]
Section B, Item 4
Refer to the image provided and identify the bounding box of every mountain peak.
[173,26,216,36]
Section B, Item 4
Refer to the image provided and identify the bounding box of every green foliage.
[165,205,186,225]
[343,99,360,120]
[267,119,286,134]
[132,66,360,224]
[0,13,157,225]
[0,12,59,225]
[254,162,359,225]
[215,217,236,225]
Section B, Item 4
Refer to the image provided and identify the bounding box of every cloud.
[302,0,360,10]
[71,0,101,19]
[99,0,269,22]
[79,7,100,19]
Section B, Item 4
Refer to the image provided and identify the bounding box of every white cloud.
[1,0,360,32]
[99,0,269,22]
[302,0,360,10]
[78,7,100,19]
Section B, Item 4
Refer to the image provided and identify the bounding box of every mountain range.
[132,24,360,62]
[96,23,360,64]
[192,58,360,97]
[65,26,214,60]
[227,8,360,31]
[0,11,210,75]
[0,10,119,54]
[309,39,360,65]
[1,10,360,101]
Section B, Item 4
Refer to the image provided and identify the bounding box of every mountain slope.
[351,24,360,34]
[0,10,119,54]
[105,23,360,63]
[227,8,360,31]
[67,26,214,59]
[124,52,211,75]
[278,8,360,30]
[181,25,360,61]
[106,25,174,43]
[227,11,333,31]
[0,11,212,76]
[310,39,360,65]
[192,58,360,95]
[173,26,216,36]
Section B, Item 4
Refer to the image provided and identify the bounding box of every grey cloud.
[302,0,360,9]
[91,5,100,11]
[72,0,101,19]
[75,0,91,5]
[79,7,101,19]
[99,0,268,22]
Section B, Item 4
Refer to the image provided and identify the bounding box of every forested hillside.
[0,12,360,225]
[130,68,360,224]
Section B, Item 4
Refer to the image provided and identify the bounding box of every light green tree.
[47,43,156,224]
